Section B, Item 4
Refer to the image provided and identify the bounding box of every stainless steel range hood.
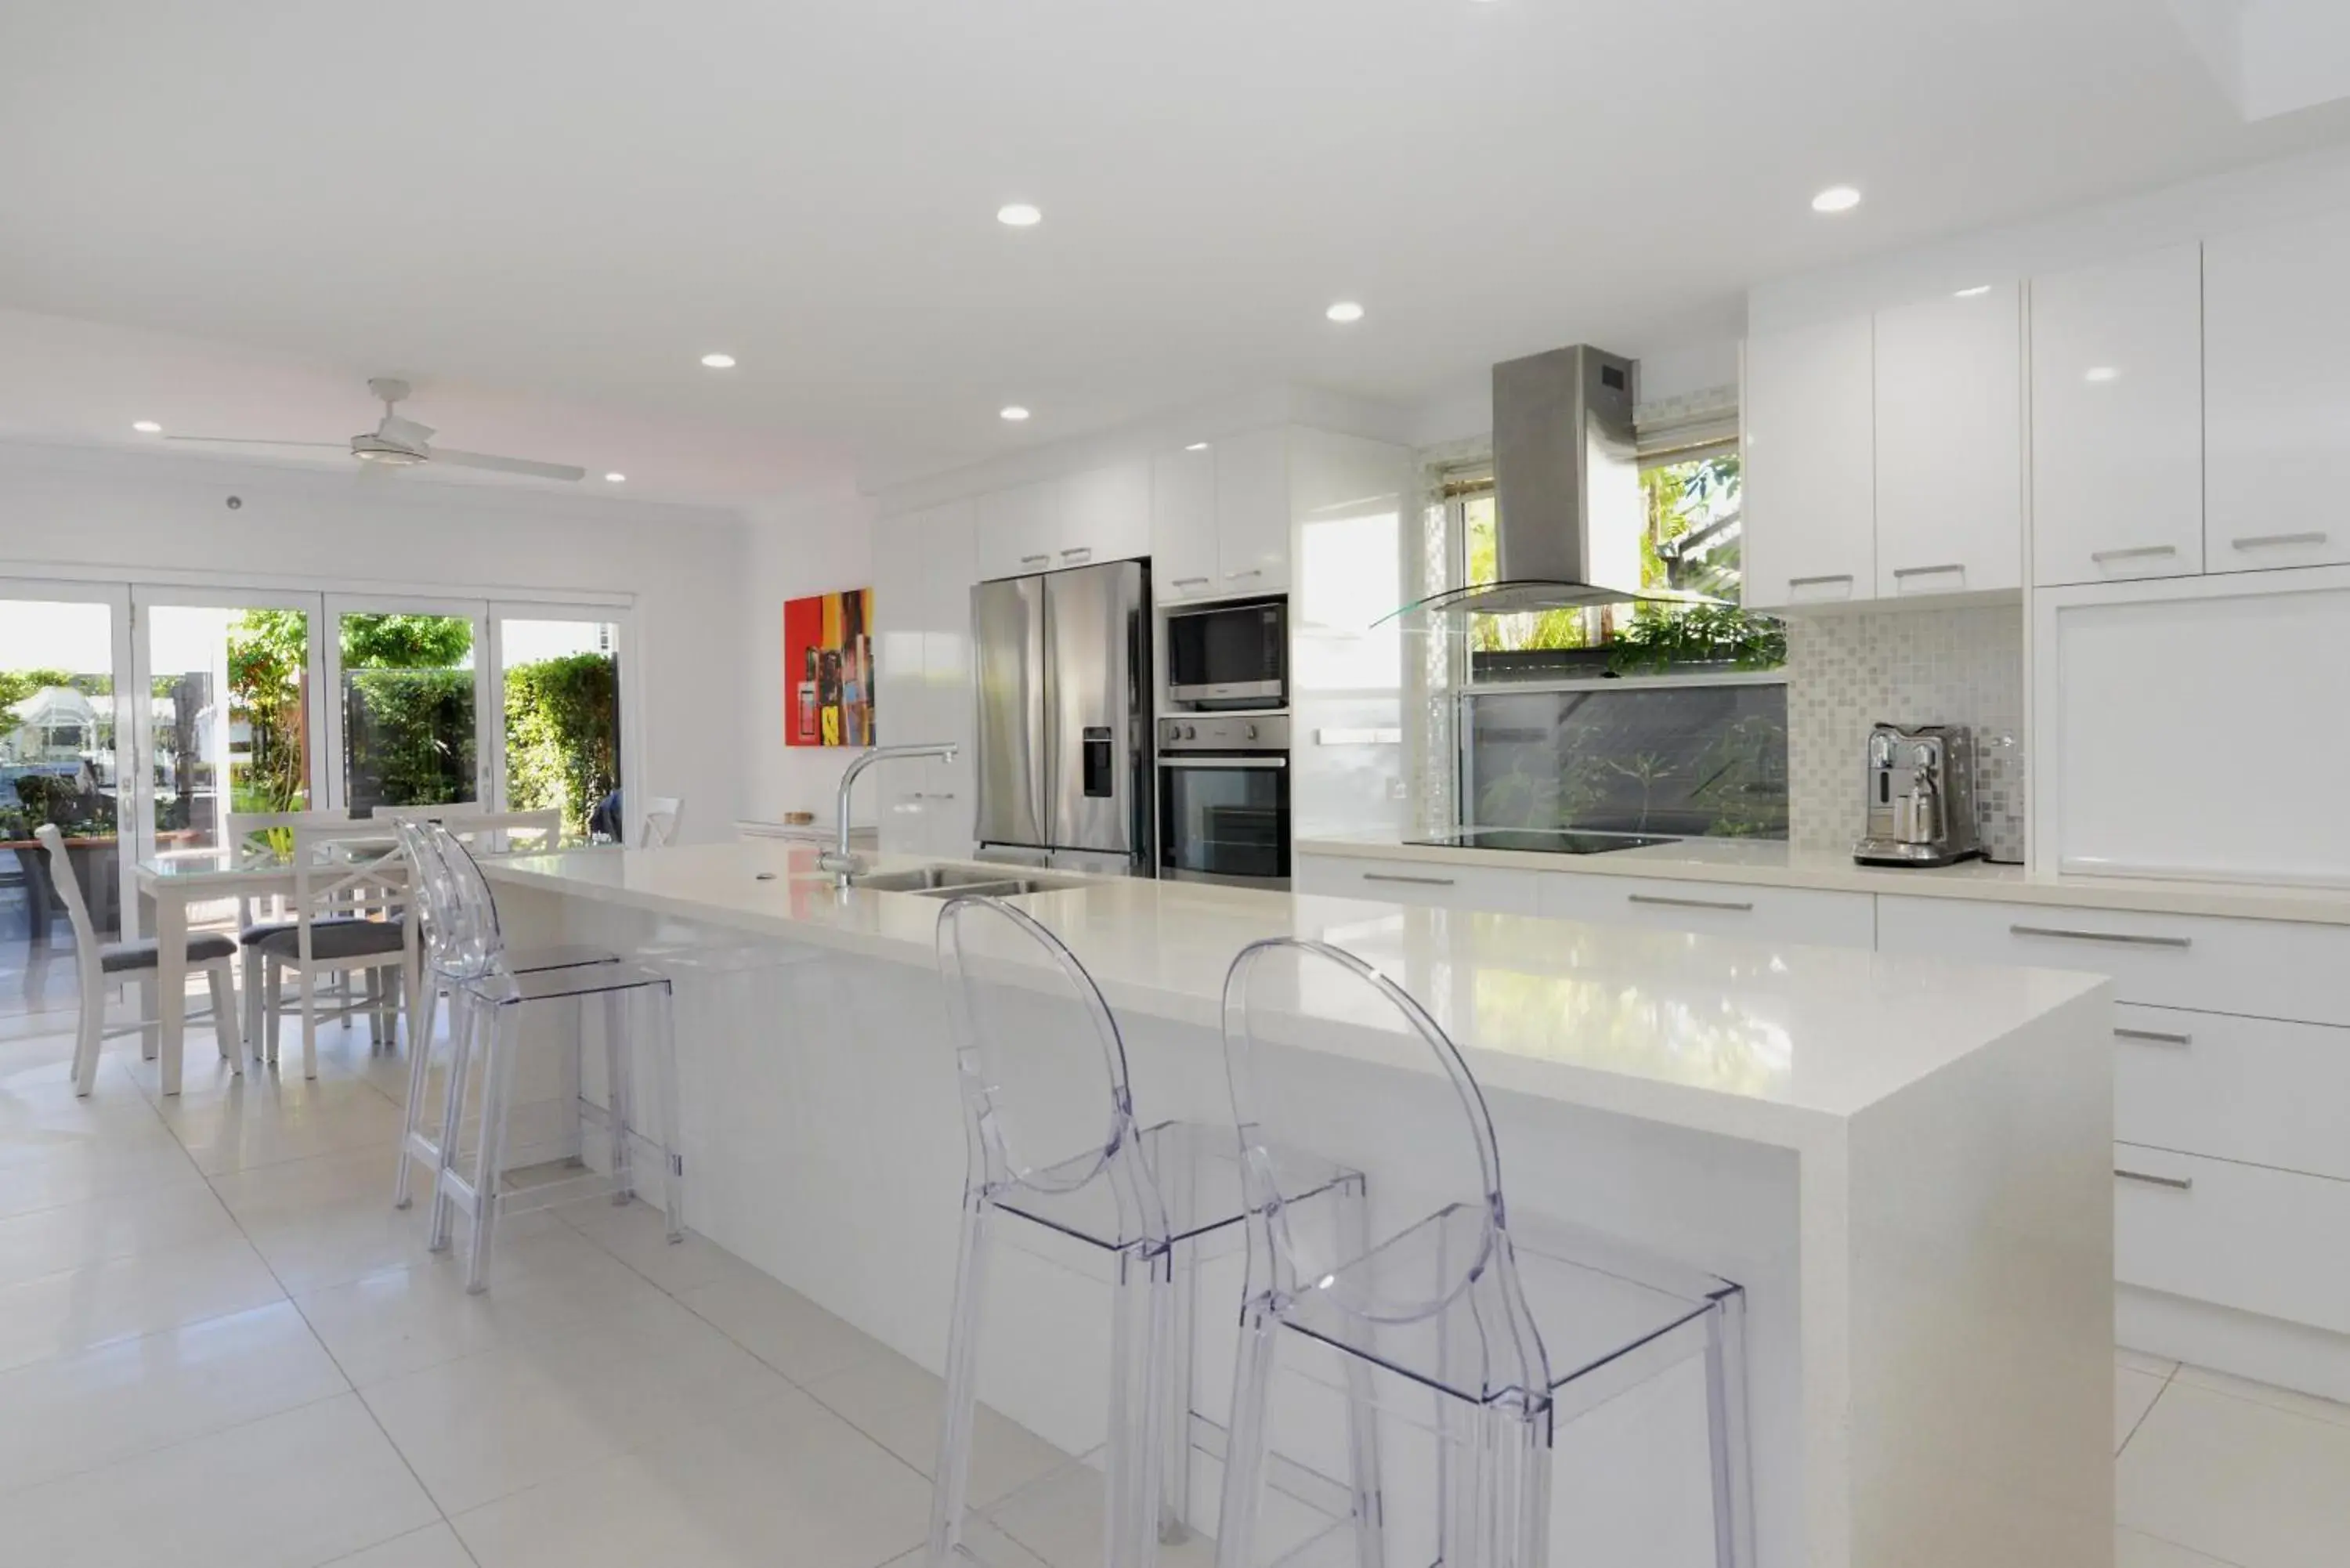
[1388,344,1719,620]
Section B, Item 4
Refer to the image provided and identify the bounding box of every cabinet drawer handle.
[1170,576,1213,588]
[2090,546,2178,564]
[1061,547,1093,562]
[2230,531,2328,551]
[1893,563,1966,587]
[1020,554,1052,566]
[1362,873,1455,887]
[2009,923,2191,949]
[2115,1026,2192,1048]
[1787,573,1853,588]
[2114,1168,2193,1192]
[1628,894,1755,912]
[1224,568,1265,580]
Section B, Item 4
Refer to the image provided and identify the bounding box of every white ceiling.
[3,0,2348,505]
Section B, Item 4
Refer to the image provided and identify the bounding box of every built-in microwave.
[1164,595,1286,709]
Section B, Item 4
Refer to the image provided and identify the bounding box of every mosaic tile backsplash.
[1784,603,2026,861]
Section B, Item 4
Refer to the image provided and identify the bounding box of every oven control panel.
[1159,714,1289,753]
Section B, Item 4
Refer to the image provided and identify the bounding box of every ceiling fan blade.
[428,448,586,482]
[164,435,349,448]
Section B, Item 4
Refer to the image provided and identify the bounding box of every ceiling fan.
[168,377,587,482]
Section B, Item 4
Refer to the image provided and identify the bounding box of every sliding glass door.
[0,580,132,1027]
[322,596,493,817]
[492,607,624,841]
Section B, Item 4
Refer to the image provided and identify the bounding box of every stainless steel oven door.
[1158,755,1289,886]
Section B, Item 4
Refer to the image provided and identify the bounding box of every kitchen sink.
[848,864,1092,898]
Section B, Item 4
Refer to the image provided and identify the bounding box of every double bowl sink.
[848,864,1093,900]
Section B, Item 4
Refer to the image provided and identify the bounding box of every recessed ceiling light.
[996,203,1042,228]
[603,472,627,483]
[1184,442,1210,452]
[131,420,161,434]
[1810,186,1862,214]
[1000,406,1031,422]
[2084,366,2120,384]
[1953,284,1992,298]
[1325,301,1365,323]
[700,352,737,370]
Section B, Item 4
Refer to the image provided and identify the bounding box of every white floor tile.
[361,1292,794,1514]
[2119,1379,2350,1568]
[2117,1366,2167,1454]
[2118,1526,2247,1567]
[0,1392,439,1568]
[320,1523,479,1568]
[0,1299,347,1497]
[858,1386,1074,1511]
[801,1344,946,1425]
[161,1075,407,1175]
[880,1520,1054,1568]
[674,1269,898,1384]
[2171,1364,2350,1433]
[209,1143,441,1295]
[451,1389,931,1568]
[553,1194,754,1294]
[0,1231,285,1372]
[0,1118,206,1219]
[295,1215,672,1387]
[0,1180,240,1288]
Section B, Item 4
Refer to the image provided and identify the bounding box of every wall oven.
[1158,714,1290,887]
[1164,594,1286,709]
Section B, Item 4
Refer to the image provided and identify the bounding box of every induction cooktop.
[1403,827,1680,855]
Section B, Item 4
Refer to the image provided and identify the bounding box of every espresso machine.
[1853,723,1982,867]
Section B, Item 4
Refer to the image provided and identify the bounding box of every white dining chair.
[225,808,365,1050]
[247,822,418,1079]
[35,825,242,1097]
[640,796,683,848]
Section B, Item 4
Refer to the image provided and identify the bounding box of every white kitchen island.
[479,840,2113,1568]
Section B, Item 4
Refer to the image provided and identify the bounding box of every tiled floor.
[2,1006,2348,1568]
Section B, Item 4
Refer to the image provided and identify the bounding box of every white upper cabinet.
[1058,461,1151,567]
[1148,427,1293,603]
[1214,427,1292,594]
[1742,314,1875,609]
[1874,281,2023,598]
[2207,208,2350,575]
[1150,444,1218,601]
[973,481,1060,581]
[2030,244,2204,587]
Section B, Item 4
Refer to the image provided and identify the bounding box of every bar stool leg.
[603,988,633,1203]
[1491,1400,1550,1568]
[1213,1294,1282,1568]
[926,1192,997,1568]
[427,992,479,1254]
[392,977,441,1211]
[1159,1239,1198,1544]
[1335,1175,1389,1568]
[1705,1288,1755,1568]
[464,1002,522,1295]
[648,978,683,1241]
[1106,1242,1171,1568]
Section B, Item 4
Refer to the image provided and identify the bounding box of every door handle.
[2229,531,2328,551]
[1170,576,1212,589]
[2091,545,2178,564]
[2115,1026,2193,1048]
[1061,547,1093,563]
[1361,872,1455,887]
[2114,1168,2193,1191]
[1224,569,1264,580]
[1020,554,1052,567]
[1628,894,1754,912]
[2009,923,2191,949]
[1892,564,1965,591]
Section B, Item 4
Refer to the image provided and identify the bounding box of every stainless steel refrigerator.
[971,559,1155,875]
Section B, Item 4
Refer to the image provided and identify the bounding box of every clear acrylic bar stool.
[390,818,685,1294]
[1217,938,1755,1568]
[928,897,1365,1568]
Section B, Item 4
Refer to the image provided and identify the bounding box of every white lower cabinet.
[1292,854,1540,914]
[2114,1004,2350,1183]
[1536,873,1875,948]
[2114,1142,2350,1338]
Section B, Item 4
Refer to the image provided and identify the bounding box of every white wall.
[738,482,877,826]
[0,441,748,840]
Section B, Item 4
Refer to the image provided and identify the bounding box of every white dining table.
[132,844,412,1095]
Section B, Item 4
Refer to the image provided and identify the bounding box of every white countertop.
[483,841,2105,1154]
[1296,831,2350,926]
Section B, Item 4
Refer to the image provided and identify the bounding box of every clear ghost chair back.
[934,894,1165,1237]
[1220,937,1550,1402]
[397,818,507,989]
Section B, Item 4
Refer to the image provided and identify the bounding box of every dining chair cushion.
[248,916,408,961]
[100,931,239,974]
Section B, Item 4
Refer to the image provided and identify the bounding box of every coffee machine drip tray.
[1853,837,1983,869]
